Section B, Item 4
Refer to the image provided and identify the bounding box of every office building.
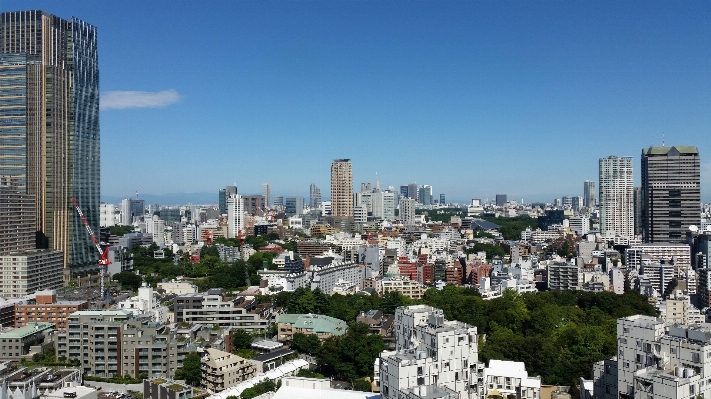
[0,185,35,255]
[262,183,272,208]
[599,156,634,239]
[100,203,117,227]
[439,193,445,205]
[309,183,321,209]
[399,186,408,198]
[569,216,590,236]
[242,195,265,216]
[121,198,145,225]
[273,196,284,207]
[219,186,237,215]
[641,146,700,243]
[331,159,353,217]
[495,194,507,207]
[285,196,304,217]
[0,11,100,269]
[583,180,596,208]
[418,185,432,206]
[633,186,642,237]
[227,194,244,239]
[407,183,418,201]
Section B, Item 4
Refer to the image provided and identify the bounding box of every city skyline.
[1,1,709,203]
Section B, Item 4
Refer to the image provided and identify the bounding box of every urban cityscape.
[0,4,710,399]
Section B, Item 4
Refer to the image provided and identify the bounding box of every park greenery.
[256,285,655,387]
[479,216,538,241]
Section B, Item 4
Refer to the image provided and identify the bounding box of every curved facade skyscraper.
[0,11,100,269]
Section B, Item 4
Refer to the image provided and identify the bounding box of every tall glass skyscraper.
[0,11,100,269]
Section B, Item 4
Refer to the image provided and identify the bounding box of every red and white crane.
[72,197,112,297]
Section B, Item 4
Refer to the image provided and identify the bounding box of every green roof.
[0,322,54,339]
[643,146,699,156]
[277,314,347,336]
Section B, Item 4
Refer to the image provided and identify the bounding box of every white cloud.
[101,89,181,110]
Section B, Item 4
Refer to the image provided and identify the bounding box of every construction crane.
[72,197,111,298]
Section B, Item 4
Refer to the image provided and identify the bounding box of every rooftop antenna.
[662,133,665,147]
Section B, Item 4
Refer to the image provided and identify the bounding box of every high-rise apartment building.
[599,156,634,239]
[399,197,416,225]
[641,146,700,243]
[227,194,244,239]
[0,11,100,269]
[261,183,271,208]
[583,180,596,208]
[330,159,352,217]
[0,185,36,255]
[309,183,321,209]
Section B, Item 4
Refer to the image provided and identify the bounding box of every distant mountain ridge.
[101,192,217,206]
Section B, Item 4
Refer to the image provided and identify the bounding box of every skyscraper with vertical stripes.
[330,159,352,217]
[599,156,634,239]
[0,11,100,270]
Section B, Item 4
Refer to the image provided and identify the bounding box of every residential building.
[201,348,257,393]
[599,156,634,239]
[227,194,244,239]
[117,284,169,323]
[331,159,353,217]
[569,216,590,237]
[378,276,427,300]
[0,322,54,360]
[399,198,416,226]
[376,305,480,399]
[172,293,204,323]
[242,195,265,216]
[309,183,321,209]
[641,146,700,243]
[143,378,192,399]
[547,263,580,291]
[0,249,64,298]
[251,348,296,373]
[0,11,100,269]
[14,290,88,329]
[0,185,35,255]
[477,360,541,399]
[584,180,596,208]
[181,295,276,332]
[592,315,711,399]
[276,314,347,342]
[262,183,272,208]
[56,310,194,378]
[625,243,691,278]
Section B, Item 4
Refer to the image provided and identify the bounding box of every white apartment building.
[592,315,711,399]
[117,284,169,323]
[157,280,198,295]
[201,348,257,393]
[227,194,244,239]
[100,203,117,227]
[478,360,541,399]
[377,277,428,300]
[376,305,540,399]
[599,156,634,239]
[354,205,368,224]
[0,249,64,298]
[309,261,361,294]
[626,243,691,278]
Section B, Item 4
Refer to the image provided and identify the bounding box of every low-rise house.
[0,322,54,360]
[276,314,347,342]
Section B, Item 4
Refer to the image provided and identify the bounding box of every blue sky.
[4,1,710,204]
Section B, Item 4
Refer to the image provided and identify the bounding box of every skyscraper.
[583,180,596,208]
[218,186,237,215]
[496,194,507,207]
[227,194,244,239]
[418,185,432,205]
[641,146,700,243]
[0,11,99,268]
[309,183,321,209]
[330,159,352,217]
[407,183,418,201]
[599,156,634,239]
[262,183,272,208]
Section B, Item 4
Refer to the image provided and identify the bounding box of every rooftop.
[0,322,54,339]
[643,146,699,156]
[277,314,347,336]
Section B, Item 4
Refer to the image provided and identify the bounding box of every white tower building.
[599,156,634,239]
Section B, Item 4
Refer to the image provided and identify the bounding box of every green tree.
[352,379,372,392]
[232,329,254,351]
[113,271,143,291]
[291,333,321,355]
[174,352,201,386]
